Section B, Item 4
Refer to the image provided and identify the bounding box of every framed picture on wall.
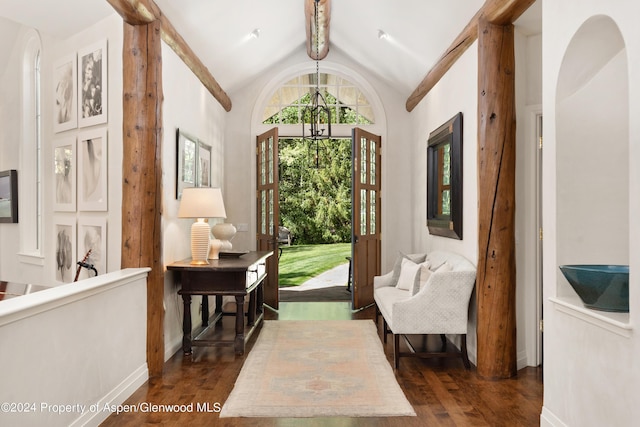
[0,170,18,223]
[78,217,107,280]
[53,53,77,133]
[197,141,212,187]
[78,39,107,127]
[78,128,108,211]
[53,137,77,212]
[54,216,76,284]
[176,128,197,199]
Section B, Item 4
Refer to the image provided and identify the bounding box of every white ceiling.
[0,0,541,97]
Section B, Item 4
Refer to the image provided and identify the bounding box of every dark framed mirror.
[426,112,462,239]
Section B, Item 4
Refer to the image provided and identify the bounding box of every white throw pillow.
[396,258,421,291]
[434,261,453,273]
[390,252,427,287]
[414,265,432,295]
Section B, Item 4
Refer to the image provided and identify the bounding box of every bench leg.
[394,334,400,369]
[383,318,388,344]
[461,334,471,369]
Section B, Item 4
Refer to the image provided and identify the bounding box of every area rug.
[220,320,415,418]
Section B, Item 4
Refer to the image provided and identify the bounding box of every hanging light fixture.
[302,0,331,167]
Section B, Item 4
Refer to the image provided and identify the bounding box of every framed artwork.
[78,39,107,127]
[78,217,107,280]
[53,54,77,133]
[0,170,18,223]
[54,216,76,284]
[53,138,76,212]
[197,141,212,187]
[176,128,197,199]
[78,128,108,211]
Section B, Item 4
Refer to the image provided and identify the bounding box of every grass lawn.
[278,243,351,287]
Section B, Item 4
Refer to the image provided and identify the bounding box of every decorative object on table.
[559,264,629,312]
[212,222,236,251]
[178,187,226,264]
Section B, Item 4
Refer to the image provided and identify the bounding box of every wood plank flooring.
[101,302,542,426]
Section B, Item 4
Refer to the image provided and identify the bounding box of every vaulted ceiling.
[0,0,541,98]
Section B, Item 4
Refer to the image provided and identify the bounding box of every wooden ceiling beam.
[107,0,232,112]
[305,0,331,60]
[405,0,535,112]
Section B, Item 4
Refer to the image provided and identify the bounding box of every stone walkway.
[282,263,350,291]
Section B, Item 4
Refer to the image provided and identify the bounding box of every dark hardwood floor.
[101,301,542,426]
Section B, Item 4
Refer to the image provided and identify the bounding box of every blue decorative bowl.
[559,265,629,312]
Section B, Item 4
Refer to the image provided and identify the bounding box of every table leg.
[215,295,223,313]
[182,294,193,355]
[202,295,209,326]
[234,295,245,355]
[257,282,264,316]
[247,290,256,326]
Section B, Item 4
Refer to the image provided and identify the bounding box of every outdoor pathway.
[281,263,349,292]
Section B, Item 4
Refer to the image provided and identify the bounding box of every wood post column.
[121,20,164,377]
[476,18,517,379]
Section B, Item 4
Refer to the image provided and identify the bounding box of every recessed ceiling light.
[250,28,261,39]
[377,29,389,40]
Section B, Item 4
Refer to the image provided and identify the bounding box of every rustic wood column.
[121,20,164,377]
[476,18,517,379]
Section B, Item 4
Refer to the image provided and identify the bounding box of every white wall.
[0,14,123,286]
[161,42,227,359]
[0,269,149,427]
[542,1,640,426]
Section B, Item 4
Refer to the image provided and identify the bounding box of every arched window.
[262,72,375,127]
[19,30,43,262]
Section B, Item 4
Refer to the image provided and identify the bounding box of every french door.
[352,128,381,309]
[256,128,279,309]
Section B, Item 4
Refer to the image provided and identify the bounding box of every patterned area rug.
[220,320,415,418]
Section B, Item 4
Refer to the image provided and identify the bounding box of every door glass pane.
[370,190,376,234]
[268,137,274,184]
[261,190,266,234]
[260,140,266,185]
[360,189,367,235]
[370,140,376,185]
[360,137,367,184]
[268,189,274,235]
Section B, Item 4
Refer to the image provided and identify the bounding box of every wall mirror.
[426,112,462,239]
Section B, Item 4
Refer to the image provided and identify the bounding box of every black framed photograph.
[426,112,463,239]
[53,53,77,133]
[78,39,107,127]
[176,129,197,199]
[0,170,18,223]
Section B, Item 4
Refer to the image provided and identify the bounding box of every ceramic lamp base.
[190,219,210,265]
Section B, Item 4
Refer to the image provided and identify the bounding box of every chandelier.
[302,0,331,167]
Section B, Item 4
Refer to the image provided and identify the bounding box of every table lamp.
[178,187,226,264]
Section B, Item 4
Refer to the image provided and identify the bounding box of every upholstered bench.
[373,250,476,369]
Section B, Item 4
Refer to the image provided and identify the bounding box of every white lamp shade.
[178,187,227,219]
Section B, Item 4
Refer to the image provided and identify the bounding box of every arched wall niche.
[555,15,629,299]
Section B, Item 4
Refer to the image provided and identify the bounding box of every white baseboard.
[517,350,529,370]
[540,406,569,427]
[71,363,149,427]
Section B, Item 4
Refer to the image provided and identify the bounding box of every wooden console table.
[167,251,272,355]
